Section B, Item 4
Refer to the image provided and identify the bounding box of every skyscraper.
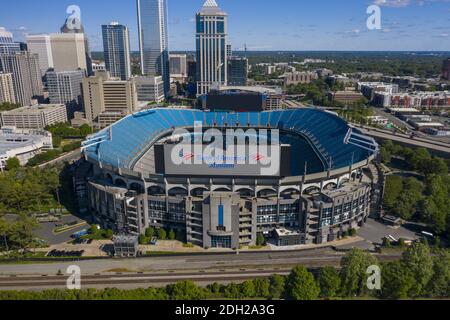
[102,23,131,81]
[46,70,84,117]
[137,0,170,96]
[0,73,16,104]
[61,19,93,76]
[169,54,187,82]
[50,33,87,73]
[26,34,54,75]
[0,27,20,55]
[0,52,43,106]
[82,71,138,127]
[228,57,248,86]
[196,0,228,96]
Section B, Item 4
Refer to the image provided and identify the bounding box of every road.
[0,248,404,290]
[357,126,450,156]
[38,149,82,168]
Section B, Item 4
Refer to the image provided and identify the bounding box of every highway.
[357,126,450,156]
[0,248,403,290]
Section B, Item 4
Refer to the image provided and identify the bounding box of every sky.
[0,0,449,52]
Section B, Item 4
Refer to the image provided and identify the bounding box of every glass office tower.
[196,0,228,96]
[102,23,131,81]
[0,27,20,55]
[137,0,170,96]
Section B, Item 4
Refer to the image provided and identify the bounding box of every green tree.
[0,217,11,251]
[157,228,167,240]
[253,278,270,298]
[390,178,423,221]
[383,176,403,209]
[340,249,378,297]
[223,283,242,299]
[104,229,113,239]
[88,225,99,235]
[9,214,39,251]
[423,157,448,176]
[316,267,341,299]
[166,281,205,300]
[5,157,20,170]
[256,233,266,246]
[145,227,155,238]
[380,261,415,299]
[285,266,320,300]
[240,281,256,298]
[411,148,431,173]
[268,274,285,300]
[426,249,450,298]
[401,242,433,297]
[420,175,450,234]
[168,229,176,241]
[138,234,147,245]
[79,124,93,138]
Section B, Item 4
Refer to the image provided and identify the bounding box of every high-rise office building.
[196,0,228,95]
[137,0,170,96]
[134,76,165,102]
[0,72,16,104]
[169,54,187,82]
[227,44,232,57]
[82,71,138,127]
[0,104,67,129]
[46,70,84,117]
[26,35,54,75]
[442,58,450,81]
[50,33,87,73]
[102,23,131,81]
[187,55,197,83]
[0,52,43,106]
[61,19,93,76]
[228,57,248,86]
[0,27,20,54]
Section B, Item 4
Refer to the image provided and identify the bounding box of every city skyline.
[0,0,449,52]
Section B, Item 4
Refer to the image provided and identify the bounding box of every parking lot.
[34,215,89,245]
[358,218,420,245]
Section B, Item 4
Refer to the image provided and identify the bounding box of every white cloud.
[374,0,450,7]
[374,0,411,7]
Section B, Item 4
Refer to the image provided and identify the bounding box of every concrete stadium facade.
[81,108,378,249]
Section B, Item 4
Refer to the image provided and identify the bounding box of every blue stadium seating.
[83,108,375,173]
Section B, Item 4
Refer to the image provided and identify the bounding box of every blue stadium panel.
[83,108,376,173]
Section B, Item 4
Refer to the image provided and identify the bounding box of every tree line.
[0,244,448,300]
[381,141,450,236]
[0,167,61,252]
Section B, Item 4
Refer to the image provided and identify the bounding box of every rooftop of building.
[217,85,282,95]
[113,234,139,243]
[0,104,65,115]
[198,0,226,15]
[0,127,52,156]
[275,228,301,237]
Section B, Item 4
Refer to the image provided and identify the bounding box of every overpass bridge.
[355,126,450,158]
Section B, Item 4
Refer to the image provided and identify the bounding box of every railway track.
[0,269,292,289]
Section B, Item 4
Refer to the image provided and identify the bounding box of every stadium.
[81,108,379,249]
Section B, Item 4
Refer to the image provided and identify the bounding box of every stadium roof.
[83,108,377,174]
